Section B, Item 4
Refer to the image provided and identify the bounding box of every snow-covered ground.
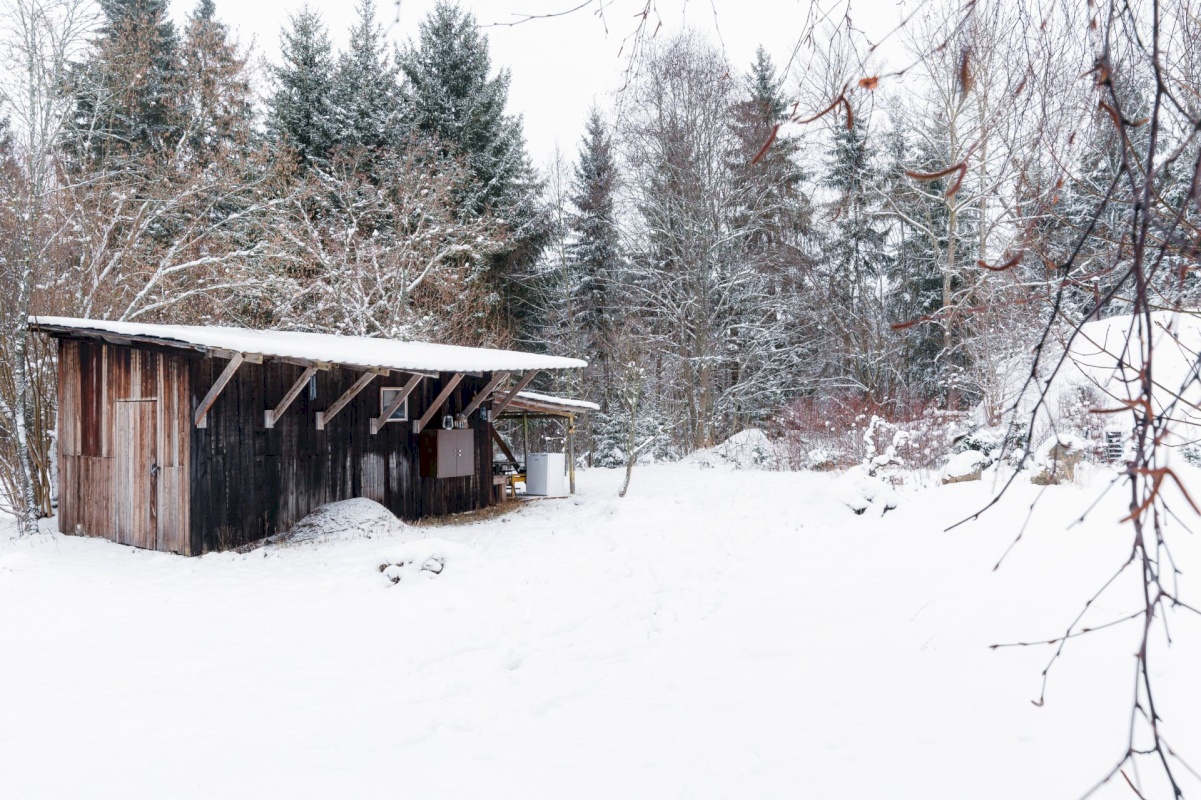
[2,464,1199,799]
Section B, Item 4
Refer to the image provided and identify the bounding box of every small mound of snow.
[688,429,781,470]
[378,539,473,586]
[1036,432,1088,458]
[259,498,407,550]
[833,465,900,516]
[942,450,988,483]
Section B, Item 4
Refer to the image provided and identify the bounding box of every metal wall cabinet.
[419,428,476,478]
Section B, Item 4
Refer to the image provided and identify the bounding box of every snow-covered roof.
[495,390,599,416]
[515,391,600,411]
[29,317,587,373]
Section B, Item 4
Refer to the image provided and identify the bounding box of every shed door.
[116,400,158,549]
[456,429,476,477]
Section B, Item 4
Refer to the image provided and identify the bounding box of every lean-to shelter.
[30,317,586,555]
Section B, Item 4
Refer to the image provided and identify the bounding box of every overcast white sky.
[173,0,911,164]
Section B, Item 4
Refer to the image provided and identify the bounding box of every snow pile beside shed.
[252,498,408,550]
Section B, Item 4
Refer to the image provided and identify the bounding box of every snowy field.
[2,463,1199,799]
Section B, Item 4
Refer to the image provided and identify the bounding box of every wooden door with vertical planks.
[116,399,158,549]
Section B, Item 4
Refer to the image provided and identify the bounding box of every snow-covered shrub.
[834,465,900,515]
[688,429,785,470]
[778,392,961,473]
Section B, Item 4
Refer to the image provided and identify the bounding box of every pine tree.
[269,5,337,167]
[73,0,183,161]
[725,47,816,419]
[400,1,546,340]
[568,109,620,378]
[818,117,896,397]
[881,127,946,393]
[562,109,624,463]
[330,0,405,153]
[180,0,253,166]
[400,1,528,213]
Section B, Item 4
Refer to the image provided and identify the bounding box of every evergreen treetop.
[269,5,338,166]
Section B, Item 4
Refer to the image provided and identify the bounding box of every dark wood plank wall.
[56,338,192,553]
[189,359,494,554]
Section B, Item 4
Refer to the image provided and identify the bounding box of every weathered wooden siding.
[189,360,494,554]
[57,338,192,553]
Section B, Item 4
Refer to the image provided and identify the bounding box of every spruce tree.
[566,109,624,464]
[330,0,405,153]
[400,1,528,213]
[400,1,546,340]
[568,109,620,374]
[181,0,253,165]
[819,117,896,396]
[725,47,815,419]
[269,5,337,167]
[74,0,182,161]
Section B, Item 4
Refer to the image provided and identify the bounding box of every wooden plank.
[370,372,424,434]
[58,455,79,534]
[213,348,263,364]
[491,370,540,418]
[157,466,188,554]
[58,339,80,457]
[462,371,510,418]
[491,427,520,467]
[316,369,385,430]
[79,456,114,538]
[266,365,317,428]
[116,400,157,549]
[413,373,464,434]
[79,341,103,457]
[194,353,244,428]
[360,453,385,503]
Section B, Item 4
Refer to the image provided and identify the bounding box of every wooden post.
[194,353,244,428]
[491,427,520,467]
[491,370,539,418]
[567,413,576,495]
[265,365,318,428]
[522,412,529,468]
[412,373,464,434]
[370,372,424,434]
[316,369,387,430]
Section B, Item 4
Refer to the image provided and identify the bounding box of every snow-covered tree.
[268,140,508,344]
[71,0,181,162]
[400,1,547,340]
[268,4,337,167]
[179,0,253,166]
[329,0,404,154]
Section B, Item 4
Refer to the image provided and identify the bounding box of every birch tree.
[0,0,94,530]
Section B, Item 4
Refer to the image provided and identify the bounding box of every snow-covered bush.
[778,392,962,473]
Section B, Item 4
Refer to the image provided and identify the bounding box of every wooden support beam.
[491,427,520,467]
[194,353,244,428]
[370,372,424,434]
[491,370,539,418]
[265,365,318,428]
[462,371,510,418]
[316,369,387,430]
[412,373,464,434]
[213,348,263,364]
[567,413,576,495]
[275,356,333,371]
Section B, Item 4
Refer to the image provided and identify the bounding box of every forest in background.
[2,0,1199,525]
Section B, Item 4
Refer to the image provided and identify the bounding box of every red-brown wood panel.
[78,456,114,537]
[58,455,79,535]
[116,400,157,550]
[58,340,81,457]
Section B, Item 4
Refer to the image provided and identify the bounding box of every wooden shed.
[30,317,586,555]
